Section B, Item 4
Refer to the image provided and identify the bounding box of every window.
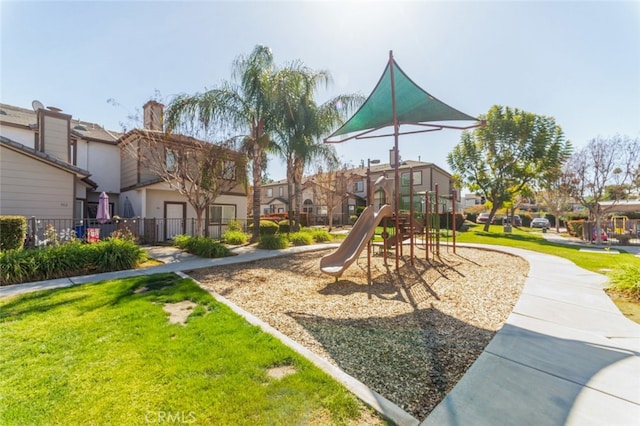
[75,200,84,222]
[166,150,177,171]
[209,204,236,224]
[69,139,77,165]
[266,188,273,197]
[400,171,422,186]
[220,160,236,180]
[354,181,364,192]
[279,186,284,197]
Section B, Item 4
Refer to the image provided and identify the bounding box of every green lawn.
[455,224,640,273]
[0,274,368,425]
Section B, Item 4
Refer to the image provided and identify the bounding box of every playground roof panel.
[325,59,478,142]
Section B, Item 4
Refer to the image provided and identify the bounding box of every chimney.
[143,100,164,131]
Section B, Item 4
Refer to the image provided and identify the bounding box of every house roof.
[265,197,289,205]
[0,136,97,189]
[598,200,640,213]
[0,103,120,143]
[326,160,451,179]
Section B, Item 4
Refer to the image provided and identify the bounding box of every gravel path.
[189,246,528,421]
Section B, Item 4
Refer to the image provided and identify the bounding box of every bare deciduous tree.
[307,164,357,231]
[565,135,639,243]
[120,129,246,236]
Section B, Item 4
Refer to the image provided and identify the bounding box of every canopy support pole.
[389,50,400,272]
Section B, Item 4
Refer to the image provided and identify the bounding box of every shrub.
[0,216,27,251]
[173,235,230,258]
[94,238,146,272]
[309,229,332,242]
[226,220,243,232]
[438,213,465,230]
[465,213,478,224]
[222,230,247,245]
[0,249,38,285]
[349,215,358,224]
[567,220,584,238]
[249,220,279,235]
[173,234,191,250]
[608,264,640,300]
[0,238,146,286]
[288,232,313,246]
[258,234,288,250]
[278,220,294,233]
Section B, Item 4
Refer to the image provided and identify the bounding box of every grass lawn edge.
[177,270,420,426]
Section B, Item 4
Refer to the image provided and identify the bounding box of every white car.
[531,218,550,228]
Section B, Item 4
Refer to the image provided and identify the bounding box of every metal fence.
[25,217,249,248]
[581,219,640,246]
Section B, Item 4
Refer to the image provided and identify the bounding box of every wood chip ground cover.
[189,246,528,420]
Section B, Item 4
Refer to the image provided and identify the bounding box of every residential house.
[0,102,119,222]
[119,101,248,240]
[259,159,460,225]
[0,100,247,242]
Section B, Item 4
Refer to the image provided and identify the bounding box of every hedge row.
[0,239,146,286]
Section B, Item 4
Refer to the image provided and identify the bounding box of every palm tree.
[271,63,362,230]
[166,45,277,242]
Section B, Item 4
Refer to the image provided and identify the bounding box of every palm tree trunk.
[287,157,295,231]
[251,144,262,242]
[294,158,303,232]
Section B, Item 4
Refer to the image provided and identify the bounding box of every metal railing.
[581,219,640,246]
[25,217,249,247]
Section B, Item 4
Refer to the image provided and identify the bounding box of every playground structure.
[320,50,481,280]
[320,171,461,281]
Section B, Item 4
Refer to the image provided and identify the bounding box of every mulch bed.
[189,245,528,421]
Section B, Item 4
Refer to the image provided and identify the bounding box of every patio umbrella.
[122,196,135,218]
[97,192,110,224]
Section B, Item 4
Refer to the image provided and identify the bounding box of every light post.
[367,158,380,207]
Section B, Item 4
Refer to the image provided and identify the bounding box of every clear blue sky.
[2,1,639,181]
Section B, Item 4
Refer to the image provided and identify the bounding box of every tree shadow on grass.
[0,273,187,319]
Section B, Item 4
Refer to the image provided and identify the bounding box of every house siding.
[120,140,138,188]
[0,126,34,148]
[0,146,75,219]
[87,142,121,193]
[42,115,70,162]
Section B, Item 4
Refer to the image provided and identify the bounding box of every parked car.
[531,218,550,229]
[502,215,522,227]
[476,213,491,224]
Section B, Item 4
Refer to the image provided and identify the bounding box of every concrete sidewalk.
[423,244,640,426]
[0,243,339,299]
[1,242,639,425]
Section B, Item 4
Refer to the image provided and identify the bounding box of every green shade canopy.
[325,57,478,143]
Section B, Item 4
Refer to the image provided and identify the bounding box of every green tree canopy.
[448,105,571,231]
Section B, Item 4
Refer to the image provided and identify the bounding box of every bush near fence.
[0,216,27,251]
[567,220,585,237]
[0,238,146,286]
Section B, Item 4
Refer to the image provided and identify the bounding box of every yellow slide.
[320,204,393,278]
